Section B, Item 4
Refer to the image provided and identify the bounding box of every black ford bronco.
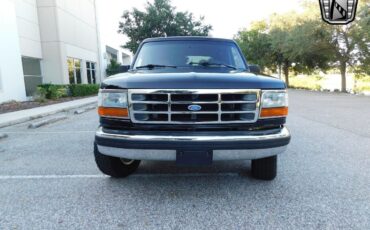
[94,37,290,180]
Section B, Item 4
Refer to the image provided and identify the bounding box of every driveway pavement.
[0,90,369,229]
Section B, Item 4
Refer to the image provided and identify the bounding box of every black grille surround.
[128,89,261,124]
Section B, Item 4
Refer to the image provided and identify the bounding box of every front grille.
[128,89,260,124]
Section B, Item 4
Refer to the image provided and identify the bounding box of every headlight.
[98,89,129,118]
[259,90,288,119]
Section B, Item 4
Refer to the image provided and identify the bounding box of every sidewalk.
[0,97,97,128]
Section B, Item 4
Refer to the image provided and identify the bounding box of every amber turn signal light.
[98,107,129,118]
[260,107,288,118]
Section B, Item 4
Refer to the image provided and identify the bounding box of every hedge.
[69,84,100,97]
[37,84,68,99]
[36,84,99,100]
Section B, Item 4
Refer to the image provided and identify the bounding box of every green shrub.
[68,84,100,97]
[354,84,370,93]
[34,86,47,102]
[289,76,322,91]
[49,85,68,99]
[106,59,121,76]
[37,84,68,99]
[37,84,99,99]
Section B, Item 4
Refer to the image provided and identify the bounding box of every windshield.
[133,40,247,71]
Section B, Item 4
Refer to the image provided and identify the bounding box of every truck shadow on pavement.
[98,161,276,202]
[135,160,250,176]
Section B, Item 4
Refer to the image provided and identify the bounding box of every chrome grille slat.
[132,111,257,114]
[128,89,260,124]
[168,101,219,104]
[161,101,258,104]
[130,101,169,104]
[220,101,257,104]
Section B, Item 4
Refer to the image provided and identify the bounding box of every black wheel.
[251,155,277,180]
[94,143,140,178]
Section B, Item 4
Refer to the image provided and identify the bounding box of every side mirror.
[119,65,130,73]
[248,65,261,74]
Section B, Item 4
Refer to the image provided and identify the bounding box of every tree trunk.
[340,62,346,92]
[283,63,289,87]
[278,64,282,80]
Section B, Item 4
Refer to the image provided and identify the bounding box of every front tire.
[251,155,277,180]
[94,144,140,178]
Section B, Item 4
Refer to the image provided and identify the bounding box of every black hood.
[101,71,286,90]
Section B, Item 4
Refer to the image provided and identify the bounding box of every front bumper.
[95,126,291,161]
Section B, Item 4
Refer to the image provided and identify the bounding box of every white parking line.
[1,131,95,134]
[0,173,239,180]
[133,172,239,178]
[0,174,108,179]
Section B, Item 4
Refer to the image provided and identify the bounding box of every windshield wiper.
[135,64,177,70]
[188,62,238,70]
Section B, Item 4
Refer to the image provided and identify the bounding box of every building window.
[68,58,81,84]
[86,61,96,84]
[22,57,42,96]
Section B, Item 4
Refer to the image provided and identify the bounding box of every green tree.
[268,12,303,86]
[235,0,370,91]
[235,21,274,71]
[269,28,292,86]
[352,0,370,76]
[300,0,370,92]
[118,0,212,53]
[236,12,302,86]
[281,3,334,75]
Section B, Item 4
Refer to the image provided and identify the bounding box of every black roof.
[142,36,235,43]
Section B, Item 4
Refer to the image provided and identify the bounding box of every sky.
[96,0,305,53]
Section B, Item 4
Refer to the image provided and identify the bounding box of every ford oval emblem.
[188,104,202,111]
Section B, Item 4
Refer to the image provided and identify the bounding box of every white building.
[0,0,102,103]
[99,45,132,78]
[94,0,133,79]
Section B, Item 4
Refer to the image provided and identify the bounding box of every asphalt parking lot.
[0,90,369,229]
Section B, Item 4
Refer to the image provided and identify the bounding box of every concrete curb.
[74,105,97,115]
[0,133,8,140]
[0,97,97,128]
[28,115,68,129]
